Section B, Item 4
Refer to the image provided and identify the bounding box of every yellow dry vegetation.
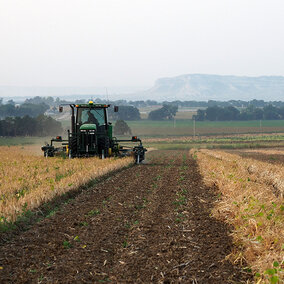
[191,148,284,283]
[241,149,284,156]
[0,146,133,223]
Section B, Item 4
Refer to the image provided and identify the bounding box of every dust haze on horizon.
[1,0,284,94]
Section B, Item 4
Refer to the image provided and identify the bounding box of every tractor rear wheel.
[98,136,110,158]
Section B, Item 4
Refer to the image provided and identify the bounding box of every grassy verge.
[191,149,284,283]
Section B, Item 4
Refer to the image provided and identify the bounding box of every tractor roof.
[75,101,110,108]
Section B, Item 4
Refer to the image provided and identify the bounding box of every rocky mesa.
[143,74,284,101]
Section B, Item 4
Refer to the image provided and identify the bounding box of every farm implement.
[41,101,146,163]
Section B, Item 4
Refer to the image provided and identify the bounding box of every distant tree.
[25,96,55,106]
[263,105,280,120]
[205,106,220,121]
[214,106,240,121]
[226,106,240,120]
[74,99,86,104]
[253,108,264,119]
[7,99,15,106]
[238,111,250,121]
[25,96,43,104]
[278,107,284,119]
[14,115,37,136]
[250,99,265,108]
[109,106,141,121]
[195,104,284,121]
[239,105,254,120]
[114,99,128,105]
[208,100,219,107]
[113,120,132,135]
[0,115,62,137]
[0,104,16,118]
[146,100,158,106]
[18,103,49,117]
[0,102,49,118]
[193,109,206,121]
[148,104,178,120]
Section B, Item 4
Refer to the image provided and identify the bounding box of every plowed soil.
[0,150,251,283]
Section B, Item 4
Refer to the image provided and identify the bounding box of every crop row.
[0,146,133,224]
[191,148,284,283]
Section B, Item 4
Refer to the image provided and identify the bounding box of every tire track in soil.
[0,150,251,283]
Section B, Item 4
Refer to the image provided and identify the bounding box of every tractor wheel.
[98,136,110,158]
[69,136,77,157]
[44,150,54,157]
[103,137,110,158]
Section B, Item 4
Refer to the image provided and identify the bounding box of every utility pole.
[193,118,196,139]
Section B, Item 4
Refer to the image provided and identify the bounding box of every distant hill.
[143,74,284,101]
[0,86,147,102]
[1,74,284,102]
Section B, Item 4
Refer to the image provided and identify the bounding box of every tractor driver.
[87,110,99,126]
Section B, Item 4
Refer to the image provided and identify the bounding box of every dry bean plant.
[191,148,284,283]
[0,146,133,223]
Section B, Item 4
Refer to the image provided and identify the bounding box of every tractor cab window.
[77,108,106,126]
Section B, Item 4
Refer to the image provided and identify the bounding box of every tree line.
[4,96,283,109]
[193,105,284,121]
[0,102,49,119]
[0,115,63,137]
[0,98,142,121]
[88,98,284,108]
[108,105,141,120]
[151,99,284,108]
[1,97,284,123]
[148,105,178,120]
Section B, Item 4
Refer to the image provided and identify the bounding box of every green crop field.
[60,113,284,137]
[126,119,284,137]
[0,137,47,146]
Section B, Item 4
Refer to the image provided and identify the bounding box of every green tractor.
[41,101,146,163]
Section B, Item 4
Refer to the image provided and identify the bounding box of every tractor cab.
[76,103,108,133]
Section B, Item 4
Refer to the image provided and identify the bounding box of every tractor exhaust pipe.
[70,105,75,134]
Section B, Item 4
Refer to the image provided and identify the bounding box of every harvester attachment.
[42,136,68,157]
[114,136,147,164]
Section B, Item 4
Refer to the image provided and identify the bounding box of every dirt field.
[0,150,251,283]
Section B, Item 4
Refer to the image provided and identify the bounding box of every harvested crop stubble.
[0,146,133,223]
[191,148,284,283]
[241,149,284,156]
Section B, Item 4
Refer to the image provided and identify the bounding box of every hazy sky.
[1,0,284,88]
